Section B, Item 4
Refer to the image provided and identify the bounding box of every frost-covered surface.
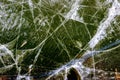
[0,0,120,80]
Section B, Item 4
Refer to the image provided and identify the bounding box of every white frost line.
[80,0,120,63]
[89,0,120,49]
[16,75,31,80]
[65,0,84,22]
[0,45,13,55]
[0,64,15,73]
[0,45,16,63]
[28,0,33,7]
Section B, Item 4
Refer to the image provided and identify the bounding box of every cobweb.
[0,0,120,80]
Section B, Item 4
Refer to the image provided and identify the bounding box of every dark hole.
[67,68,81,80]
[49,75,64,80]
[21,78,26,80]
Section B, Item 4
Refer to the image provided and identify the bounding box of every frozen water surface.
[0,0,120,80]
